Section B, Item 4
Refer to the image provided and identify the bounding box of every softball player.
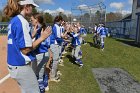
[80,25,87,45]
[4,0,51,93]
[50,16,63,82]
[97,24,108,51]
[58,22,65,66]
[31,13,52,92]
[70,25,83,67]
[93,24,98,45]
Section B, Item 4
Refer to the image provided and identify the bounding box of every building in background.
[132,0,140,44]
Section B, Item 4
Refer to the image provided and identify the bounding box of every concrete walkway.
[92,68,140,93]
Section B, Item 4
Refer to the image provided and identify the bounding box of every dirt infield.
[0,35,20,93]
[0,35,8,79]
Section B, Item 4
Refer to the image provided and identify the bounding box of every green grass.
[47,34,140,93]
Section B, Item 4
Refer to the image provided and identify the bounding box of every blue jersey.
[34,26,50,54]
[97,27,107,36]
[60,26,64,33]
[80,27,87,35]
[50,24,63,45]
[7,15,35,66]
[71,32,81,47]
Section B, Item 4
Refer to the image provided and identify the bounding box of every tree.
[67,15,72,22]
[81,13,90,26]
[83,13,90,21]
[44,12,53,24]
[0,15,2,21]
[94,10,102,23]
[106,12,123,22]
[2,16,10,22]
[59,12,68,21]
[0,11,2,21]
[32,8,38,14]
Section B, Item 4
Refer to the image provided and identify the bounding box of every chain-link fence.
[106,19,137,40]
[71,2,106,29]
[0,19,137,40]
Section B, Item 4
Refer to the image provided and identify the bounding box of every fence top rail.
[106,19,136,23]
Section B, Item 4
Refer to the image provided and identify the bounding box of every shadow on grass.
[66,55,80,66]
[65,46,72,52]
[115,38,140,48]
[87,41,100,49]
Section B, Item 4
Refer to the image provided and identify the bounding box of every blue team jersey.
[50,24,63,45]
[80,27,87,35]
[7,15,35,66]
[60,26,64,33]
[34,26,50,54]
[71,32,81,47]
[97,27,107,36]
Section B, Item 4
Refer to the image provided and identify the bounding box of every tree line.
[0,9,130,24]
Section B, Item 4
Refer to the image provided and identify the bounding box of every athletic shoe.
[62,51,67,54]
[45,86,49,91]
[101,48,104,51]
[84,43,87,45]
[59,59,64,66]
[57,71,62,76]
[59,63,64,66]
[59,59,64,63]
[61,55,65,58]
[79,64,83,68]
[75,61,78,64]
[49,78,60,82]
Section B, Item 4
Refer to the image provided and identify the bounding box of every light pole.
[98,2,106,23]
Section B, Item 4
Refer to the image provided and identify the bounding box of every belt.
[8,62,31,70]
[8,66,17,70]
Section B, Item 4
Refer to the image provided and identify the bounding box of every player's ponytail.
[3,0,21,18]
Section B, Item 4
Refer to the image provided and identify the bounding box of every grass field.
[47,34,140,93]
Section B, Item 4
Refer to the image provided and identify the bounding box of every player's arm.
[21,27,52,55]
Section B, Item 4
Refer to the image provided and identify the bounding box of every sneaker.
[57,71,62,76]
[49,78,60,82]
[101,48,104,51]
[75,61,78,64]
[59,59,64,63]
[59,63,64,66]
[84,43,87,45]
[79,55,82,59]
[62,51,67,54]
[79,64,83,68]
[45,86,49,91]
[61,55,65,58]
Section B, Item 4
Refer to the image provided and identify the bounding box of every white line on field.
[0,74,10,84]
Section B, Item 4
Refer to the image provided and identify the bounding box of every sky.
[0,0,133,15]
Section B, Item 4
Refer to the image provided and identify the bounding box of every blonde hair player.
[3,0,51,93]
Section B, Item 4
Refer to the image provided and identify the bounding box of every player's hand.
[33,24,38,33]
[40,26,52,40]
[46,60,52,69]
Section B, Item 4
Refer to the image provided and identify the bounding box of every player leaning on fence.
[3,0,51,93]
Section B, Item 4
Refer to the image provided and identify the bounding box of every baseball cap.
[18,0,39,7]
